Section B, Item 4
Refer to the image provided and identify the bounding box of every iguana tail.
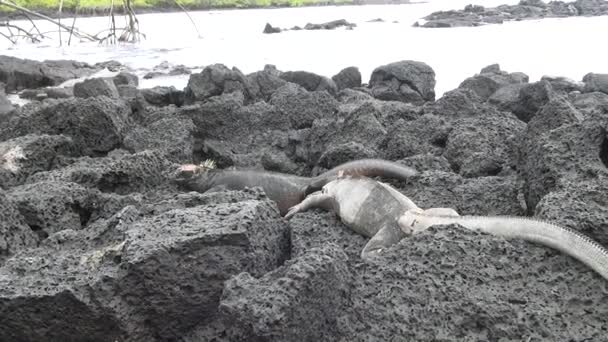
[409,213,608,281]
[306,159,418,195]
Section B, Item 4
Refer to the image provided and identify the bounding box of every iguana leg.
[361,222,407,261]
[284,192,334,220]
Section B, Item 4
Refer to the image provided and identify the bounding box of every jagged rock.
[260,150,300,174]
[0,134,77,188]
[582,72,608,94]
[140,86,185,107]
[28,150,175,194]
[540,75,584,94]
[246,68,288,101]
[120,199,289,340]
[8,181,102,237]
[369,60,436,105]
[570,91,608,118]
[317,142,378,169]
[263,22,281,34]
[444,113,525,177]
[0,189,37,257]
[458,65,528,100]
[303,19,356,30]
[331,66,362,91]
[218,245,351,341]
[423,88,486,118]
[279,71,338,95]
[112,71,139,87]
[0,56,99,92]
[383,115,450,160]
[1,97,131,156]
[491,80,555,122]
[123,115,195,163]
[73,77,120,99]
[270,83,338,129]
[536,178,608,245]
[185,64,254,103]
[519,119,608,211]
[116,84,139,99]
[574,0,608,15]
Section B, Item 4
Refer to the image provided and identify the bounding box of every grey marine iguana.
[284,175,456,259]
[174,159,418,216]
[286,176,608,280]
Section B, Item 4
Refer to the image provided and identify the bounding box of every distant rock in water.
[262,19,356,34]
[417,0,608,28]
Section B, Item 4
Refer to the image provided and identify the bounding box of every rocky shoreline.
[416,0,608,28]
[1,54,608,341]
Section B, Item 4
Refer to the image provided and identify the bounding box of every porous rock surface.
[1,56,607,341]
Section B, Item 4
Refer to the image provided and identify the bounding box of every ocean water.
[1,0,607,96]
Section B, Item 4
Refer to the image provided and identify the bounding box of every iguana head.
[174,159,217,191]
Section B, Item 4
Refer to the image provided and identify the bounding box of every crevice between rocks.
[600,129,608,169]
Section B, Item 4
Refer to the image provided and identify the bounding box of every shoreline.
[0,0,415,21]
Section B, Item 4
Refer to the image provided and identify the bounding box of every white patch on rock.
[1,145,26,173]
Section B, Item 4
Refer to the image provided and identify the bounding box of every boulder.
[73,77,120,99]
[582,73,608,94]
[246,68,288,101]
[540,75,584,94]
[0,56,99,92]
[263,23,281,34]
[383,115,450,160]
[458,64,528,100]
[279,71,338,95]
[0,134,77,188]
[0,189,37,257]
[112,71,139,87]
[185,64,254,103]
[332,66,362,91]
[2,97,131,156]
[369,60,436,105]
[218,245,351,341]
[140,86,185,107]
[269,83,339,129]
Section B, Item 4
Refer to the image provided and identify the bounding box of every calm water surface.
[1,0,607,96]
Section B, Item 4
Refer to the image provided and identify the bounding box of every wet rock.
[303,19,356,30]
[0,189,37,257]
[246,68,288,101]
[112,71,139,87]
[120,199,289,340]
[28,150,175,195]
[140,86,185,107]
[0,83,12,115]
[185,64,254,103]
[73,77,120,99]
[279,70,338,95]
[582,72,608,94]
[2,97,131,156]
[19,86,74,100]
[8,181,101,237]
[270,83,338,129]
[458,64,528,100]
[0,56,99,92]
[0,134,77,188]
[123,115,195,163]
[263,22,281,33]
[444,113,525,177]
[331,66,362,91]
[219,245,351,341]
[369,60,436,105]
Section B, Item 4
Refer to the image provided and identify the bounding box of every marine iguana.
[399,208,608,280]
[284,176,455,259]
[174,159,418,216]
[285,176,608,280]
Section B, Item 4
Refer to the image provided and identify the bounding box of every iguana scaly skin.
[175,159,418,216]
[399,209,608,281]
[284,176,459,260]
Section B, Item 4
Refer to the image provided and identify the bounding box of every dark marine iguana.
[285,176,608,280]
[174,159,418,216]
